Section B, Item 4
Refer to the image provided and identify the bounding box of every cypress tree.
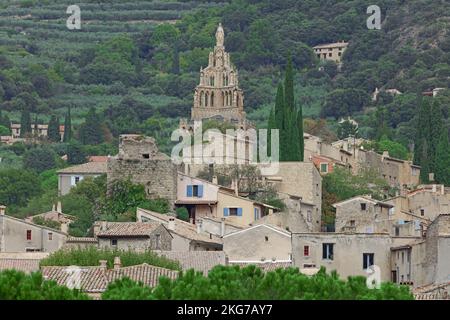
[267,108,275,157]
[274,83,285,131]
[20,110,32,137]
[419,138,430,183]
[63,106,72,142]
[297,104,304,161]
[435,129,450,186]
[48,115,60,142]
[413,97,431,166]
[80,107,104,145]
[289,111,300,161]
[429,100,444,173]
[284,55,294,112]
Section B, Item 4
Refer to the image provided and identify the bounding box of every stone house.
[223,224,292,262]
[136,208,223,251]
[313,41,348,63]
[176,172,278,228]
[292,232,393,281]
[390,214,450,288]
[24,205,76,233]
[333,195,394,233]
[94,221,172,252]
[260,162,322,232]
[57,161,107,196]
[107,134,178,204]
[386,184,450,222]
[0,206,67,252]
[10,123,65,141]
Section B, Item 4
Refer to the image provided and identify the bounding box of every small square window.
[360,203,367,211]
[322,243,334,260]
[350,220,355,227]
[48,233,53,241]
[111,239,118,246]
[229,208,238,216]
[363,253,374,269]
[75,176,80,184]
[142,154,150,159]
[420,209,424,216]
[26,230,32,241]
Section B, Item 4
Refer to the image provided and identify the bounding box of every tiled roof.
[156,251,227,275]
[57,162,107,174]
[313,42,348,49]
[25,211,76,224]
[137,208,222,245]
[66,237,98,243]
[41,264,178,293]
[229,261,293,272]
[96,222,163,237]
[0,258,41,273]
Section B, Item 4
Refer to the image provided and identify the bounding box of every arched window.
[222,92,225,106]
[210,76,214,86]
[205,92,209,107]
[200,91,204,107]
[211,92,214,107]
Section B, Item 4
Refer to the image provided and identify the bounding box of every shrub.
[175,207,189,221]
[40,247,181,271]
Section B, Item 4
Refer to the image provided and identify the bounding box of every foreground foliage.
[102,265,414,300]
[39,247,181,271]
[0,270,89,300]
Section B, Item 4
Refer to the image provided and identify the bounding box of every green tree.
[47,115,60,142]
[435,129,450,185]
[79,107,104,145]
[297,105,304,162]
[175,207,189,222]
[20,110,31,137]
[0,125,10,136]
[337,120,358,140]
[102,266,413,300]
[284,55,295,111]
[63,106,72,142]
[413,97,431,166]
[0,270,89,300]
[0,168,42,208]
[67,141,87,165]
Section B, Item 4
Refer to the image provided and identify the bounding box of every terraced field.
[0,0,224,124]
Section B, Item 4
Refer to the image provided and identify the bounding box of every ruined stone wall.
[107,157,177,204]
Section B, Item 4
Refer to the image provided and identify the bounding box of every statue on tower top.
[215,23,224,47]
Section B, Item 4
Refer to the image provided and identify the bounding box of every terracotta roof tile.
[57,162,107,174]
[41,264,178,293]
[155,251,226,275]
[96,222,162,237]
[0,258,41,273]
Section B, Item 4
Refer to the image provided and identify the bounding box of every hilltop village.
[1,24,449,300]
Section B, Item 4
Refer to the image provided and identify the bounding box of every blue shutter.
[254,208,257,220]
[186,185,193,197]
[237,208,243,216]
[198,185,204,198]
[223,208,229,216]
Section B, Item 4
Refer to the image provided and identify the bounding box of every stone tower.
[189,23,248,127]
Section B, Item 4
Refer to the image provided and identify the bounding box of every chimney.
[114,257,121,270]
[429,173,435,182]
[101,221,107,231]
[56,201,62,213]
[168,218,175,231]
[52,203,56,211]
[0,205,5,216]
[196,219,202,234]
[99,260,107,271]
[220,218,225,237]
[212,175,218,185]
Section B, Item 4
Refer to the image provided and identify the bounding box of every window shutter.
[223,208,229,216]
[198,185,204,198]
[70,176,76,186]
[187,185,193,197]
[254,208,257,220]
[237,208,243,216]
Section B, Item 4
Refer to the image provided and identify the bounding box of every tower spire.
[215,23,224,47]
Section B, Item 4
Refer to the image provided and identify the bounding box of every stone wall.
[107,135,178,204]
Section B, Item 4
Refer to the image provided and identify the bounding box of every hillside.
[0,0,449,151]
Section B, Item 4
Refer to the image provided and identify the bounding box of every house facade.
[223,224,292,262]
[0,207,67,253]
[94,221,172,252]
[57,161,107,196]
[313,41,348,63]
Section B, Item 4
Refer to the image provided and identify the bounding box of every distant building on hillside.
[10,123,65,141]
[313,41,348,63]
[57,161,107,196]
